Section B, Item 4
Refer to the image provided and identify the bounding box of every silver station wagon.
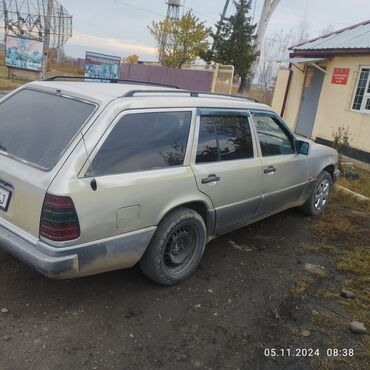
[0,79,339,285]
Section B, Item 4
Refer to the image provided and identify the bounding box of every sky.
[2,0,370,60]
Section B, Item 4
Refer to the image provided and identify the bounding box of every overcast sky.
[3,0,370,59]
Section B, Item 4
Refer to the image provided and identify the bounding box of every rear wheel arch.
[140,206,207,285]
[157,200,214,235]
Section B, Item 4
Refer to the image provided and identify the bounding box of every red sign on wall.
[331,68,350,85]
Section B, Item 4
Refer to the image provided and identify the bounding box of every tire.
[300,170,333,216]
[139,207,206,286]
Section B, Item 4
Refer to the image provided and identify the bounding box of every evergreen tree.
[209,0,257,93]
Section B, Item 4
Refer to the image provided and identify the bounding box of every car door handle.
[264,166,276,174]
[202,174,221,184]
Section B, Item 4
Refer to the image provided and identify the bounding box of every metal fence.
[120,63,213,91]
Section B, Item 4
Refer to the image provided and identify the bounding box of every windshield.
[0,89,96,170]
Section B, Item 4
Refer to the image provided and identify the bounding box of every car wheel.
[139,207,206,286]
[300,170,332,216]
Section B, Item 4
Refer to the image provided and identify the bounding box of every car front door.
[191,109,262,234]
[251,111,308,216]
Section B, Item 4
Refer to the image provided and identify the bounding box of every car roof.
[27,81,273,112]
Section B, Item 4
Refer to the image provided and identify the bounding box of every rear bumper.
[0,223,156,279]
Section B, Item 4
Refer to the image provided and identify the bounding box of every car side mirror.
[296,140,310,155]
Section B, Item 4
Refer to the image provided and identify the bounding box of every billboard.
[5,35,43,72]
[85,52,121,82]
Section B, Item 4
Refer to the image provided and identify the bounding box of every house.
[272,19,370,162]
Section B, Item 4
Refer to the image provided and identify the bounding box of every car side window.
[89,111,192,176]
[196,113,254,164]
[253,113,295,156]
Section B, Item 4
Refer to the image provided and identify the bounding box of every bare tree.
[318,24,335,36]
[255,29,291,103]
[294,14,310,44]
[254,20,311,104]
[246,0,281,92]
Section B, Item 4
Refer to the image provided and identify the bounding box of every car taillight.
[40,194,80,242]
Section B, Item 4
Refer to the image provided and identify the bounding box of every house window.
[352,67,370,113]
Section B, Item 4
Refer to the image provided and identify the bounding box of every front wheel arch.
[300,170,333,216]
[323,164,335,180]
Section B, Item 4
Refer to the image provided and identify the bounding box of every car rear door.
[66,108,209,244]
[191,109,262,234]
[251,111,308,216]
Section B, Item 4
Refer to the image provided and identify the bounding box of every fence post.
[228,65,235,95]
[211,63,220,93]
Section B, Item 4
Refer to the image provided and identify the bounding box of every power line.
[111,0,164,18]
[182,5,219,22]
[110,0,218,22]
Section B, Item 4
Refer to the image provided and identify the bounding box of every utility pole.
[220,0,231,24]
[41,0,53,79]
[211,0,231,52]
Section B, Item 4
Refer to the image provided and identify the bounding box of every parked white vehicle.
[0,79,339,285]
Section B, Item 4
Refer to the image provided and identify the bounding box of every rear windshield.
[0,89,96,170]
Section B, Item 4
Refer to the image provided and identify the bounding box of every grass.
[311,190,370,245]
[335,248,370,328]
[48,60,84,76]
[312,357,355,370]
[359,336,370,359]
[291,277,314,297]
[311,209,357,245]
[310,311,334,329]
[0,77,24,91]
[303,190,370,369]
[317,288,338,300]
[335,247,370,276]
[0,50,83,91]
[337,166,370,198]
[312,191,370,329]
[301,244,336,255]
[287,323,302,343]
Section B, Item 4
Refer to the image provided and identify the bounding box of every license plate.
[0,186,11,211]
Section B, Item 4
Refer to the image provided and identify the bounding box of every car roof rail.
[123,90,199,97]
[43,75,180,89]
[123,89,258,102]
[199,91,258,103]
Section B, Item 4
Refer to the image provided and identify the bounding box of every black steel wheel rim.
[163,224,197,274]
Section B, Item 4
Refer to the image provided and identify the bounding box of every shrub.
[332,126,352,170]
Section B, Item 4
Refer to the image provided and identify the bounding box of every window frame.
[250,110,297,157]
[193,108,257,165]
[82,107,196,178]
[351,66,370,114]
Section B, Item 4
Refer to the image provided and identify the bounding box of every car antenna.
[80,132,97,191]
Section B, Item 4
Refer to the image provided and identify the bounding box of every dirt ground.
[0,190,369,370]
